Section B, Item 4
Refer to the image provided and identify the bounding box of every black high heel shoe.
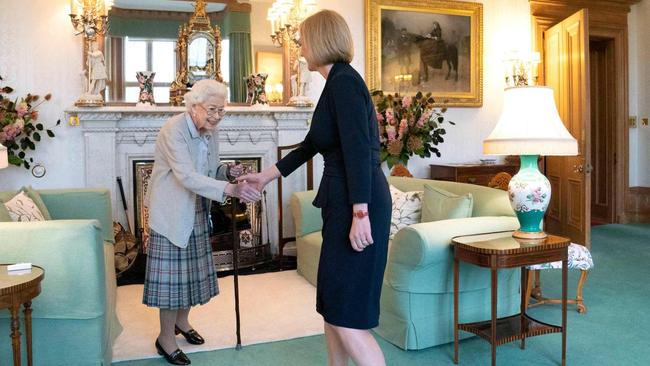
[175,325,205,345]
[155,339,191,365]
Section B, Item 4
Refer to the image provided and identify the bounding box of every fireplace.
[132,158,271,272]
[68,105,323,261]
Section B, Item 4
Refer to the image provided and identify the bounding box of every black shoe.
[175,325,205,345]
[155,339,191,365]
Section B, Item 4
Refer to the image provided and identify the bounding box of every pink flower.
[14,118,24,129]
[386,108,394,121]
[386,125,397,141]
[401,96,412,108]
[16,102,29,117]
[417,109,431,128]
[2,122,23,141]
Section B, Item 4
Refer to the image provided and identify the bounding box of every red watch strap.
[354,210,369,219]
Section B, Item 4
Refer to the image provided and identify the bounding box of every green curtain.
[229,32,252,103]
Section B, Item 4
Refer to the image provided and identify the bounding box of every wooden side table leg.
[10,304,21,366]
[562,259,568,366]
[491,266,498,366]
[520,268,527,350]
[453,257,459,364]
[24,301,33,366]
[532,269,542,299]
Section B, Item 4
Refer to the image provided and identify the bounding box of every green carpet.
[114,224,650,365]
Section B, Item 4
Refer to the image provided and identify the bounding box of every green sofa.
[291,176,522,350]
[0,188,122,365]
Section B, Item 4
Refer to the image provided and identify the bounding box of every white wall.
[629,0,650,187]
[4,0,645,192]
[0,0,84,191]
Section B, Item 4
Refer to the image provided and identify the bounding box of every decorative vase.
[136,71,156,106]
[508,155,550,239]
[245,73,268,106]
[390,163,413,177]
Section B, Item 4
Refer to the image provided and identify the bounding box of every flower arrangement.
[372,90,454,168]
[0,75,59,169]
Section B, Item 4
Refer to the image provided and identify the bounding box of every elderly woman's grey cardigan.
[146,112,229,248]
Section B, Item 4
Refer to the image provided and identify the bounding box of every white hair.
[184,79,227,111]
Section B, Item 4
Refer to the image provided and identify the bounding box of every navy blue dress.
[276,62,391,329]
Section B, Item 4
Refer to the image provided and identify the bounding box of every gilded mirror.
[170,0,223,105]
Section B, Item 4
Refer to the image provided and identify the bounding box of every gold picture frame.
[365,0,483,107]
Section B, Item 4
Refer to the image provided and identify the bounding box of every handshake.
[223,163,274,203]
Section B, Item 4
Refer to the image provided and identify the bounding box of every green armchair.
[290,176,522,350]
[0,188,122,365]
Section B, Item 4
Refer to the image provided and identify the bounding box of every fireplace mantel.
[66,105,322,254]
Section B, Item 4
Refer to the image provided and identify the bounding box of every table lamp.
[0,143,8,169]
[483,86,578,239]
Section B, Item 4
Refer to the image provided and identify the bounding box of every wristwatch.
[353,210,369,219]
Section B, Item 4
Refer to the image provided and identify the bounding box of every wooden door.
[589,39,616,224]
[543,9,591,247]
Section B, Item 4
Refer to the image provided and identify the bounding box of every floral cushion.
[3,191,46,222]
[389,185,423,239]
[527,243,594,270]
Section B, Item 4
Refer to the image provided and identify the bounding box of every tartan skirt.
[142,196,219,309]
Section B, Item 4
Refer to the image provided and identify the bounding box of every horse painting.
[415,36,459,83]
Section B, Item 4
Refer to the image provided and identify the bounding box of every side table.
[0,264,45,366]
[452,232,569,366]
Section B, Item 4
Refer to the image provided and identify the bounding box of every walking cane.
[230,195,243,350]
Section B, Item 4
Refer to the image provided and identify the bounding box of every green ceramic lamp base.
[508,155,552,239]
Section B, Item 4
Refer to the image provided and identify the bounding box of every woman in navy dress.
[238,10,391,366]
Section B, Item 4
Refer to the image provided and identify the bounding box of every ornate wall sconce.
[267,0,316,106]
[69,0,112,106]
[503,51,541,87]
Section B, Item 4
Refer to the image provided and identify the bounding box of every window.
[124,38,176,104]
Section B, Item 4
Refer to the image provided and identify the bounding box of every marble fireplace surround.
[66,105,322,255]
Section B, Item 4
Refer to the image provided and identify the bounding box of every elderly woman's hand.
[225,182,262,203]
[227,163,246,179]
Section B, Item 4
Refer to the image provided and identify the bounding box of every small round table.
[0,264,44,366]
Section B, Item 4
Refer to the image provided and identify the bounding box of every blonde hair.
[184,79,227,111]
[299,10,353,67]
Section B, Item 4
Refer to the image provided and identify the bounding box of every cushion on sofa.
[1,186,53,222]
[421,184,473,223]
[3,191,47,222]
[389,185,423,239]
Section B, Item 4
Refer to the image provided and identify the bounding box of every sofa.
[291,176,522,350]
[0,188,122,365]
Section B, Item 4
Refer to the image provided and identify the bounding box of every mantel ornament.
[169,0,223,106]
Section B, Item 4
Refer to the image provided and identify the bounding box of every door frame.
[530,0,636,224]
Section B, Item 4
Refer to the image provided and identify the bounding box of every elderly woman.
[143,79,260,365]
[238,10,391,366]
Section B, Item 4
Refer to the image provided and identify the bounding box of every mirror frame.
[170,0,223,106]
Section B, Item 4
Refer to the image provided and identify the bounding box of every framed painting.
[365,0,483,107]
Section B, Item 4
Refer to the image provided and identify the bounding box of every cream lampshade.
[483,86,578,239]
[0,143,8,169]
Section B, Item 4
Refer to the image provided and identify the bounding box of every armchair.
[0,188,122,365]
